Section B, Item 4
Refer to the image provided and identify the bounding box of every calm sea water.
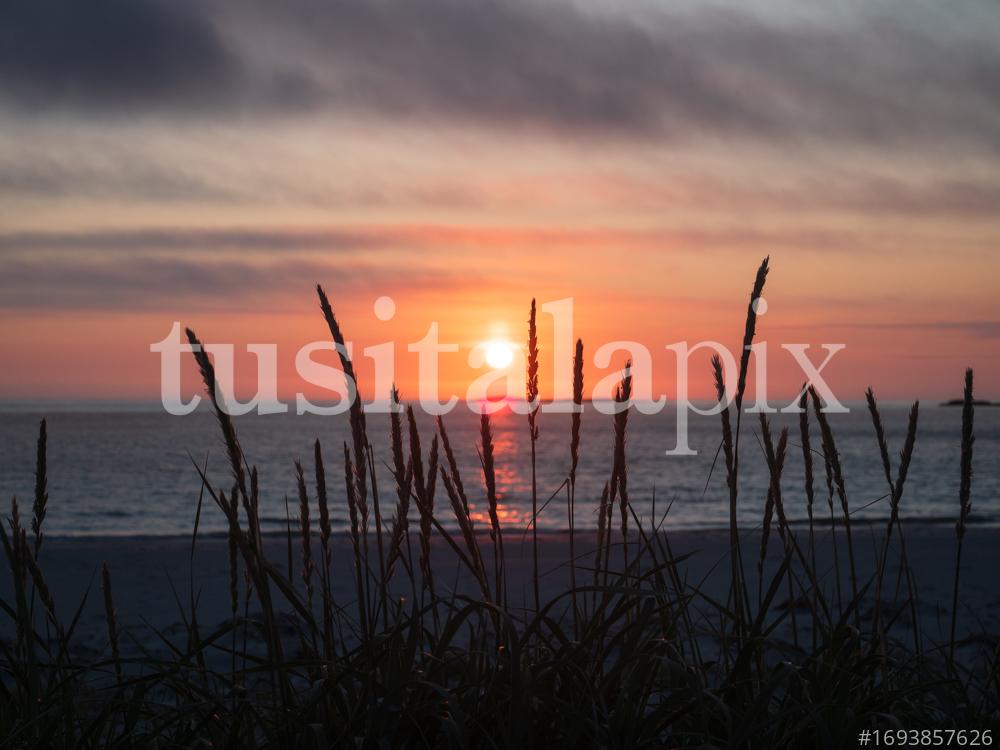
[0,401,997,537]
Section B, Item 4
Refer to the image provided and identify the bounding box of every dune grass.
[1,259,998,748]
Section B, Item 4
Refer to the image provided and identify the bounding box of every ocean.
[0,401,996,537]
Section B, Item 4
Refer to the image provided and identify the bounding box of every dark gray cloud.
[0,0,236,111]
[849,320,1000,339]
[300,1,766,138]
[2,0,999,153]
[0,0,320,113]
[0,224,992,315]
[12,1,1000,151]
[0,228,386,253]
[0,154,239,202]
[798,176,1000,218]
[0,218,979,263]
[0,249,457,312]
[0,151,496,207]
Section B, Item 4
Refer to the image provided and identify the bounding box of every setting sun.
[484,340,515,369]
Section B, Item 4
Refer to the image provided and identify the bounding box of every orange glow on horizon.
[1,246,998,404]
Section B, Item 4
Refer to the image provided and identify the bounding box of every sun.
[484,340,515,369]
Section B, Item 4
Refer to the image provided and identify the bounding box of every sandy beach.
[7,523,997,661]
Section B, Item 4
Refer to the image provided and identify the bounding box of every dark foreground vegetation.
[2,259,997,748]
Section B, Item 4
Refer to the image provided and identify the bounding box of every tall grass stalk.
[480,412,505,607]
[101,562,122,684]
[386,388,413,589]
[294,461,315,616]
[594,480,611,614]
[187,327,289,702]
[344,442,369,640]
[314,440,335,660]
[527,299,541,613]
[728,256,770,635]
[568,337,584,636]
[611,361,633,578]
[797,386,817,648]
[759,416,792,641]
[810,385,860,629]
[951,368,975,659]
[31,419,47,558]
[409,406,435,608]
[867,392,919,645]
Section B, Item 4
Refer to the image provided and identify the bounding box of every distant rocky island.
[941,398,998,406]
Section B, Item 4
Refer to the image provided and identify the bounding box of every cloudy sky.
[1,0,998,401]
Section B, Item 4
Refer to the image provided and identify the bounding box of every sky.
[1,0,999,403]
